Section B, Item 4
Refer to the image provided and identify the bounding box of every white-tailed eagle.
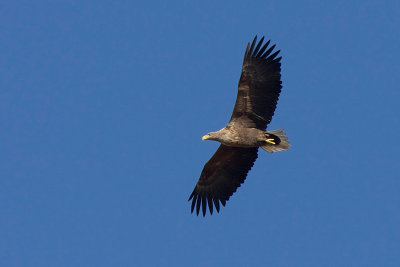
[188,36,290,216]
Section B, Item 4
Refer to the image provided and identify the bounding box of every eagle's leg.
[265,138,276,145]
[261,129,290,153]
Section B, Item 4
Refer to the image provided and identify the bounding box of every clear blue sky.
[1,1,399,266]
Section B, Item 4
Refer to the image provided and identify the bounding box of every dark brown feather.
[230,36,282,130]
[188,145,258,216]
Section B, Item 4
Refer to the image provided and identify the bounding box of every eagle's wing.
[229,36,282,130]
[188,145,258,216]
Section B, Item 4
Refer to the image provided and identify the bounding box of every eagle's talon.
[266,138,276,145]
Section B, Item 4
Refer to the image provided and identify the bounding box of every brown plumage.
[189,36,290,216]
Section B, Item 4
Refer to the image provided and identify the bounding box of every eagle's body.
[203,126,267,147]
[189,36,290,216]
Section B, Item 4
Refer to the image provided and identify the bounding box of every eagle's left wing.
[188,145,258,216]
[229,36,282,130]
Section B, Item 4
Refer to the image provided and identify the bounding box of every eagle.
[188,36,290,216]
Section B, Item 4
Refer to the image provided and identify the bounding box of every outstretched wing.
[188,145,258,216]
[230,36,282,130]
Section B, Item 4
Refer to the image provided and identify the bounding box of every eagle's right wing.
[188,145,258,216]
[229,36,282,130]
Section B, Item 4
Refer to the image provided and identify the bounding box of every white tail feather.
[261,128,290,153]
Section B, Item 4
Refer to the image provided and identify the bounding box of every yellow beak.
[202,134,209,141]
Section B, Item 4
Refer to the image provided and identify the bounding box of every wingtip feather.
[188,190,195,201]
[208,197,213,215]
[196,195,201,215]
[261,44,276,58]
[267,50,280,61]
[213,198,220,213]
[253,36,265,56]
[248,36,257,58]
[190,193,197,213]
[202,196,207,217]
[256,40,270,57]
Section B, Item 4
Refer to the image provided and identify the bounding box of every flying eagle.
[188,36,290,216]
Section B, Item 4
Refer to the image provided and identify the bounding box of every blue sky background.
[1,1,399,266]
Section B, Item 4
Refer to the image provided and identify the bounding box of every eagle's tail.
[261,128,290,153]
